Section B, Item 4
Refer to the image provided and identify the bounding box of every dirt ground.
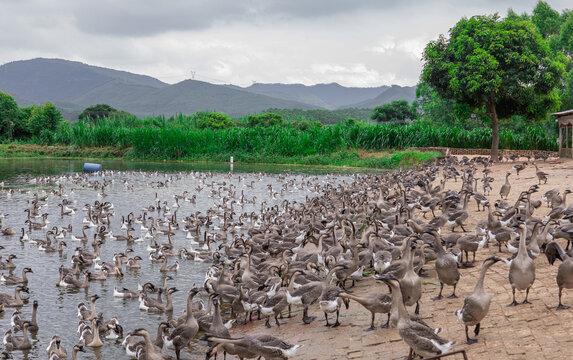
[219,157,573,360]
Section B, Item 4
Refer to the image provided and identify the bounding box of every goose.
[0,254,17,270]
[78,295,99,320]
[39,240,67,253]
[286,264,347,324]
[454,256,502,344]
[1,267,33,285]
[206,297,231,357]
[123,322,170,357]
[4,321,32,350]
[376,275,454,359]
[10,300,38,332]
[260,289,289,328]
[133,328,175,360]
[140,287,178,313]
[499,172,511,200]
[429,230,461,299]
[0,286,29,307]
[19,228,29,242]
[164,287,201,360]
[46,336,66,358]
[71,225,90,242]
[78,317,104,347]
[456,234,487,266]
[544,240,573,309]
[60,270,90,289]
[159,256,179,273]
[97,314,124,339]
[339,290,392,331]
[534,163,548,184]
[126,255,143,269]
[445,192,471,232]
[201,334,302,360]
[319,285,349,328]
[512,162,527,176]
[507,221,536,306]
[50,344,85,360]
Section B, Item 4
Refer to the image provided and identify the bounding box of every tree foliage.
[79,104,132,121]
[246,113,283,127]
[196,112,235,129]
[0,91,20,140]
[422,13,566,159]
[371,100,417,123]
[532,1,562,37]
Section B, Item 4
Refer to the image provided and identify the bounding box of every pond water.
[0,158,365,359]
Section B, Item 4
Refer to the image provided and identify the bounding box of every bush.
[196,112,235,129]
[246,113,283,127]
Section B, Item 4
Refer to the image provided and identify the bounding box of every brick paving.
[222,158,573,360]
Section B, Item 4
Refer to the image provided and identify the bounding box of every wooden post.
[559,124,563,156]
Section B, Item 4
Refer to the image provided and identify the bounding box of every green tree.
[0,91,20,140]
[532,1,563,37]
[196,112,234,129]
[371,100,417,123]
[28,102,63,136]
[79,104,118,121]
[422,14,566,159]
[559,12,573,58]
[246,113,283,127]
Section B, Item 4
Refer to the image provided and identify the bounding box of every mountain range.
[0,58,416,120]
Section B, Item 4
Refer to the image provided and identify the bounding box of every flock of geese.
[0,155,572,359]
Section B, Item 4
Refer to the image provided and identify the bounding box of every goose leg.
[461,224,468,232]
[557,288,570,310]
[275,313,282,326]
[381,313,390,329]
[448,284,458,298]
[522,287,532,304]
[365,312,376,331]
[302,307,315,324]
[414,301,420,315]
[474,322,481,336]
[432,283,444,300]
[465,325,478,344]
[508,288,518,306]
[287,304,291,318]
[265,317,271,328]
[332,309,341,327]
[324,312,330,327]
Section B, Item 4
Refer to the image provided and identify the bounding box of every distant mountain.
[0,58,416,120]
[344,85,417,109]
[232,83,389,109]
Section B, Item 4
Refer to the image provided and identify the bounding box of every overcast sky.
[0,1,570,87]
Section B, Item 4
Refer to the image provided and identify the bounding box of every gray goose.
[454,256,502,344]
[544,240,573,309]
[429,231,461,300]
[4,322,32,351]
[132,328,174,360]
[499,172,511,200]
[122,322,170,357]
[11,300,39,332]
[140,287,178,313]
[164,287,200,360]
[379,275,454,359]
[201,334,302,360]
[50,344,85,360]
[286,264,347,324]
[339,289,392,331]
[206,297,231,359]
[1,267,33,285]
[0,286,29,307]
[507,222,536,306]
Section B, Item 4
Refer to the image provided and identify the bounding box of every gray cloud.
[0,0,571,87]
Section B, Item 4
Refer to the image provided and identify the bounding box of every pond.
[0,158,366,359]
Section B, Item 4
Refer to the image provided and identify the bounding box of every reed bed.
[29,116,557,162]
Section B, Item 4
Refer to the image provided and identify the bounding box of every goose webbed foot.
[447,293,458,299]
[431,295,443,301]
[557,304,569,310]
[265,319,272,328]
[331,321,341,328]
[364,325,376,332]
[507,301,518,307]
[303,316,316,324]
[522,299,532,305]
[466,338,478,345]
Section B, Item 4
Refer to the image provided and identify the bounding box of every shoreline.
[0,143,440,170]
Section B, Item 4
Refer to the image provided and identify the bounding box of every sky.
[0,1,570,88]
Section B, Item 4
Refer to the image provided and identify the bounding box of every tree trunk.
[486,96,499,162]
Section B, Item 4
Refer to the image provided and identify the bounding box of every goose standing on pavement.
[544,240,573,309]
[508,221,535,306]
[455,256,502,344]
[429,231,461,300]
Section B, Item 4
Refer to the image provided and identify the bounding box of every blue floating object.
[83,163,102,172]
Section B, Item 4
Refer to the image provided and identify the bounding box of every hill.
[0,58,417,119]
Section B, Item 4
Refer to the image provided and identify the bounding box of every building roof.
[552,109,573,118]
